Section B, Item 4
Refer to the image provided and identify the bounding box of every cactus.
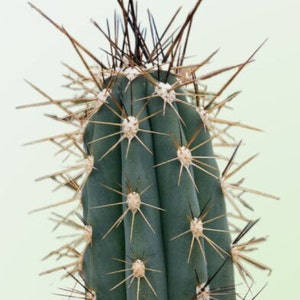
[20,1,279,299]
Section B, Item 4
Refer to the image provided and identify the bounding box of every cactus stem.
[23,1,276,298]
[108,258,161,299]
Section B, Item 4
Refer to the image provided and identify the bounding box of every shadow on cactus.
[18,0,279,299]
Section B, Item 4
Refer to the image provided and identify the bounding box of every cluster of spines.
[19,1,279,299]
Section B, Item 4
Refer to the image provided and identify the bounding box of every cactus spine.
[21,1,279,299]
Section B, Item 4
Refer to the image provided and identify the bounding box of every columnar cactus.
[21,1,278,299]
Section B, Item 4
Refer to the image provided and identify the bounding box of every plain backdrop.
[1,0,299,299]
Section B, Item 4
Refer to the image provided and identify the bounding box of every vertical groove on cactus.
[19,1,279,299]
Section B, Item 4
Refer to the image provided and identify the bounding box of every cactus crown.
[20,1,279,299]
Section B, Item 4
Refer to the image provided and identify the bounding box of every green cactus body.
[82,72,234,299]
[22,1,279,299]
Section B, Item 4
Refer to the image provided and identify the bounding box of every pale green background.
[1,0,299,299]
